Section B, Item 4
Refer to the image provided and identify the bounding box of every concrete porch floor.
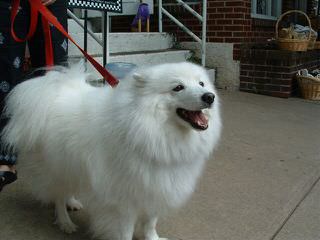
[0,91,319,240]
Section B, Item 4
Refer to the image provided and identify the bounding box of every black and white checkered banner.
[68,0,122,12]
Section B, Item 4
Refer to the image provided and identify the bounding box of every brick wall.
[207,0,251,60]
[240,44,320,98]
[111,0,276,61]
[282,0,295,12]
[110,0,316,61]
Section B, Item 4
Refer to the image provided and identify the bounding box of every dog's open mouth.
[176,108,208,130]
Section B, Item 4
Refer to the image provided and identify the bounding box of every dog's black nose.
[201,92,215,105]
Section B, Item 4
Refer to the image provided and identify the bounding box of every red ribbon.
[10,0,119,87]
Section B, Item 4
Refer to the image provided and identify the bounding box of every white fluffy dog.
[2,62,221,240]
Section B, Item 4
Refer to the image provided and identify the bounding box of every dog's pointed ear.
[133,72,146,88]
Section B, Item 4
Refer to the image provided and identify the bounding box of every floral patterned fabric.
[0,0,68,162]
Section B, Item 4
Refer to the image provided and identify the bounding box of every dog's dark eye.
[199,81,204,87]
[173,85,185,92]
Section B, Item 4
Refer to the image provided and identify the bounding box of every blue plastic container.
[105,62,137,80]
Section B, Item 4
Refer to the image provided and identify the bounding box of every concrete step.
[69,49,191,79]
[109,49,191,65]
[68,32,175,56]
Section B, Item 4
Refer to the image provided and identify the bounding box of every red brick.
[208,25,223,31]
[208,7,217,13]
[281,86,292,92]
[235,7,250,13]
[217,19,233,25]
[254,77,269,84]
[208,37,224,42]
[240,76,253,82]
[248,83,265,90]
[224,25,244,31]
[225,13,244,18]
[217,32,232,37]
[217,7,234,13]
[240,70,248,76]
[240,82,248,89]
[225,37,243,42]
[207,31,216,37]
[207,19,216,25]
[266,72,283,78]
[225,1,245,7]
[208,13,225,19]
[208,1,225,7]
[233,31,247,37]
[270,92,290,98]
[271,79,292,86]
[252,71,266,77]
[241,64,254,70]
[233,19,251,25]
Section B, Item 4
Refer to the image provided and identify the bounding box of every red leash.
[41,17,54,67]
[10,0,119,87]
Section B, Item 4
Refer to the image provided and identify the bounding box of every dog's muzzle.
[201,92,215,106]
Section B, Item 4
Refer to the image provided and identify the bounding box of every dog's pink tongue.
[190,111,208,127]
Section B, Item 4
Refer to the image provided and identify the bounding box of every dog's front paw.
[54,219,78,234]
[67,197,83,211]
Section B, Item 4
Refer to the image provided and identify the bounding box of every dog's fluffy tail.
[1,63,89,152]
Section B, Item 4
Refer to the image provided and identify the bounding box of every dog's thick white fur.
[2,62,221,240]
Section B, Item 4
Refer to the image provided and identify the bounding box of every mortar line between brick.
[270,175,320,240]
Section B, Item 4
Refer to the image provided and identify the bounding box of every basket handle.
[276,10,312,41]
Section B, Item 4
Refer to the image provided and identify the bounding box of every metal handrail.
[158,0,207,66]
[67,9,103,46]
[161,8,201,43]
[67,9,110,65]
